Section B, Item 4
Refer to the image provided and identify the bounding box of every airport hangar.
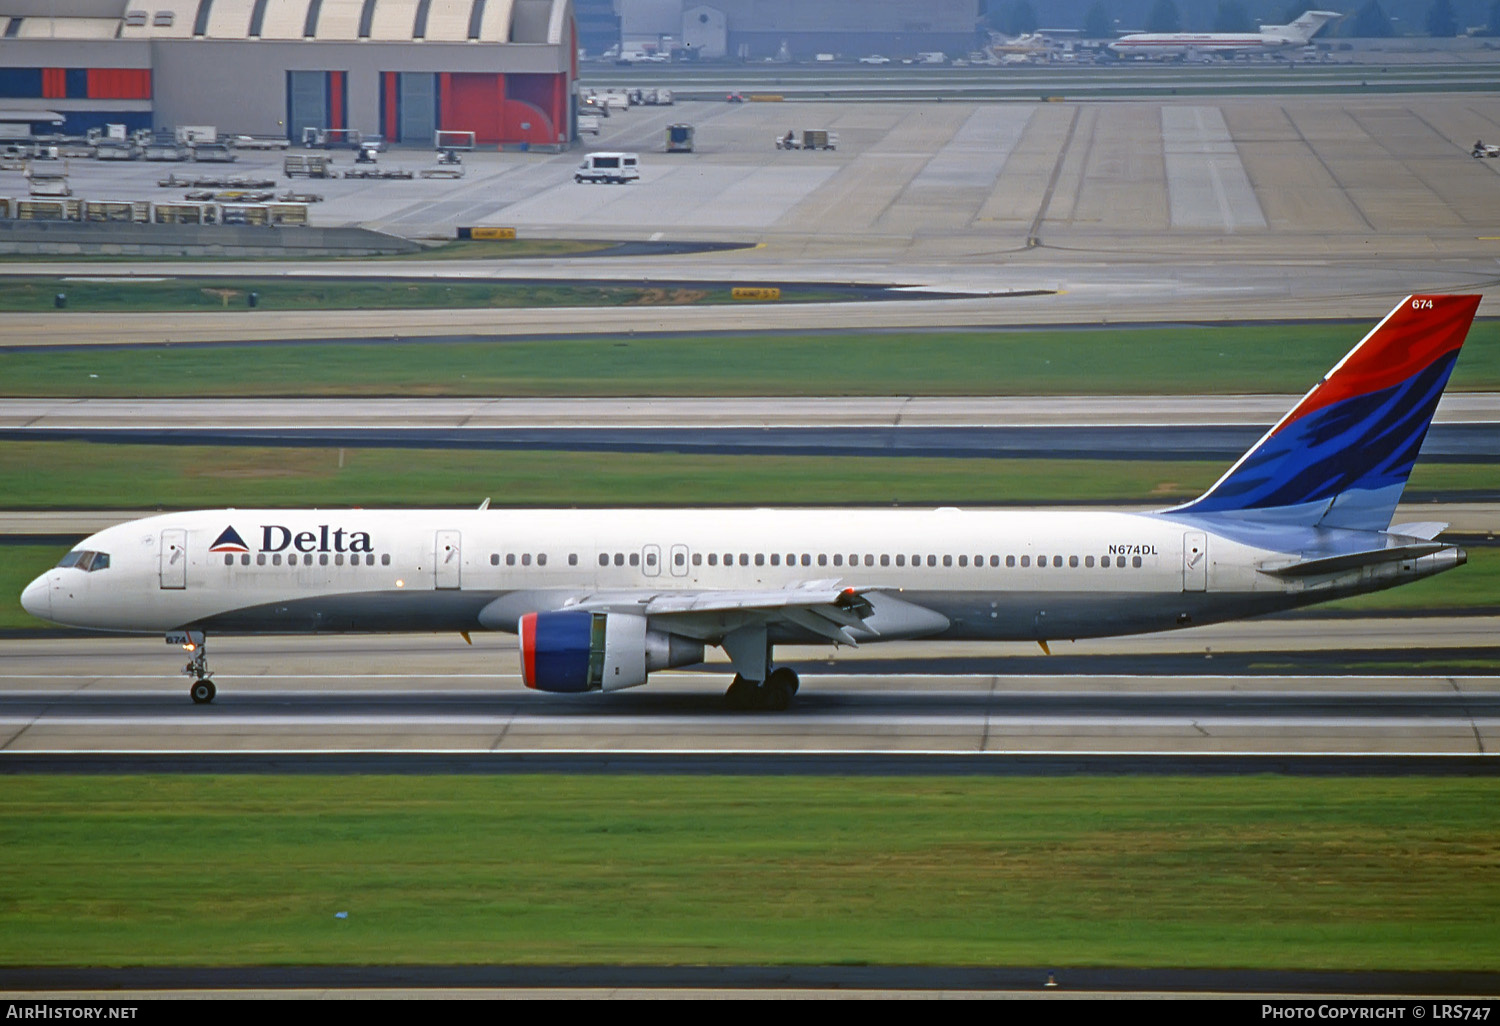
[0,0,579,148]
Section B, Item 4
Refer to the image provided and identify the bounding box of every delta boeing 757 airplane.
[19,295,1483,709]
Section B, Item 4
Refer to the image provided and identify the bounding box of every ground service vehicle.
[575,152,639,183]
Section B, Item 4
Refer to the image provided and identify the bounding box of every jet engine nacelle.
[519,610,704,693]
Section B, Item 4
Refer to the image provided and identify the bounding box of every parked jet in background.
[20,295,1481,709]
[1109,10,1341,59]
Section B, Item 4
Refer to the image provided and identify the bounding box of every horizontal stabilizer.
[1388,521,1448,541]
[1258,543,1448,577]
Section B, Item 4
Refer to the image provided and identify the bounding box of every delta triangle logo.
[209,526,250,553]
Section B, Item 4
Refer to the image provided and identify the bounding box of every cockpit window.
[56,550,109,572]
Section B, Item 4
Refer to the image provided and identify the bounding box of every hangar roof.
[0,0,572,44]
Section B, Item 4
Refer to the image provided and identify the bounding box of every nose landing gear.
[189,676,217,705]
[167,630,216,704]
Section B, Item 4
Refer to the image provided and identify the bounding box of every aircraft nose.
[20,573,51,621]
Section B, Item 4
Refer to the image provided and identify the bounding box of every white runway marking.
[907,106,1033,191]
[1162,106,1267,230]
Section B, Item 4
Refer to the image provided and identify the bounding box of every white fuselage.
[1109,24,1320,58]
[21,507,1459,645]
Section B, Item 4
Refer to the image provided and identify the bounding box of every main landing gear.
[720,626,800,711]
[724,666,799,711]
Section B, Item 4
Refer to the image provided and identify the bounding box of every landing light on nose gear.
[167,630,215,704]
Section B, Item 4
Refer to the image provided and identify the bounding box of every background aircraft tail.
[1165,295,1482,532]
[1276,10,1342,43]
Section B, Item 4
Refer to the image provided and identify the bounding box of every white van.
[575,151,639,184]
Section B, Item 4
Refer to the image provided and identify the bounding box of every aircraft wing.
[569,582,949,646]
[573,581,878,645]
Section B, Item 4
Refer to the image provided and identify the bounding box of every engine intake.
[519,610,703,693]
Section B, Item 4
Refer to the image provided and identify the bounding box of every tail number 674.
[1412,299,1434,309]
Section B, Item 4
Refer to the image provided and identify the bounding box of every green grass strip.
[7,323,1499,398]
[1,775,1497,969]
[0,442,1234,509]
[3,441,1493,511]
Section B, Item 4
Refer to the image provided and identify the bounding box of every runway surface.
[6,964,1499,998]
[2,628,1495,756]
[4,395,1497,461]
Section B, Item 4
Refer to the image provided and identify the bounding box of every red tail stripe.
[1277,295,1480,431]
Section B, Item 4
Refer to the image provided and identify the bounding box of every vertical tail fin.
[1282,11,1342,43]
[1166,295,1482,532]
